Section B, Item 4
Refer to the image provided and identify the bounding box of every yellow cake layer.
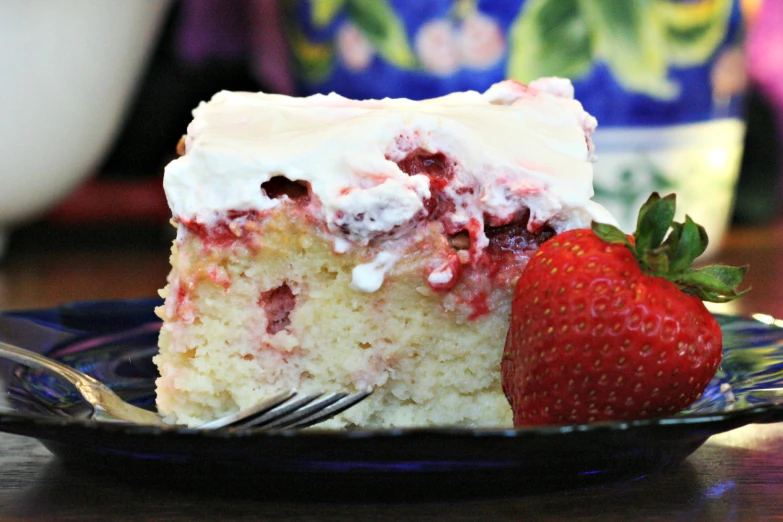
[155,208,514,428]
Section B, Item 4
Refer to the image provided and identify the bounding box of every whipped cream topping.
[165,77,615,299]
[164,77,612,243]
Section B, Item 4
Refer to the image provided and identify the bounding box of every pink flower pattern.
[336,22,375,71]
[414,19,461,76]
[459,11,506,69]
[415,12,506,76]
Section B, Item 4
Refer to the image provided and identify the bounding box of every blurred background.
[1,0,782,311]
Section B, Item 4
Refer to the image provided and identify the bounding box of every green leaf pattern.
[345,0,417,68]
[290,0,417,82]
[577,0,677,99]
[507,0,594,82]
[655,0,734,66]
[507,0,732,99]
[288,24,335,84]
[309,0,348,27]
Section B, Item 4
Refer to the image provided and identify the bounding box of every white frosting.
[163,78,616,291]
[331,178,428,245]
[350,251,400,293]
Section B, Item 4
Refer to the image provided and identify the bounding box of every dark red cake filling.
[182,210,262,249]
[484,214,556,282]
[259,283,296,335]
[395,151,456,222]
[485,216,555,255]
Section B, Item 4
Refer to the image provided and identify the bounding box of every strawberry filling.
[395,151,456,222]
[259,283,296,335]
[181,210,263,249]
[484,215,556,286]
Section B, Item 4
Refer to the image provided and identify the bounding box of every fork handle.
[0,340,162,425]
[0,340,102,391]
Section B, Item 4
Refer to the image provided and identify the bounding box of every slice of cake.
[154,77,614,428]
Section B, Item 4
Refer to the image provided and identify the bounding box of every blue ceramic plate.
[1,299,782,499]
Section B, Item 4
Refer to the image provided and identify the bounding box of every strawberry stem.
[591,192,748,303]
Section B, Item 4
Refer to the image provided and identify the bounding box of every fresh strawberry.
[501,193,747,427]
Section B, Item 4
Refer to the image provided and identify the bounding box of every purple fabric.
[175,0,249,64]
[174,0,294,94]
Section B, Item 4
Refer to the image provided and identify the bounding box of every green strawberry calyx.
[591,192,748,303]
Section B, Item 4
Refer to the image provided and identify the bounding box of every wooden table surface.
[0,221,782,521]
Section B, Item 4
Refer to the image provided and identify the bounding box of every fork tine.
[283,388,373,429]
[197,389,298,429]
[257,392,348,430]
[201,387,374,430]
[232,392,324,429]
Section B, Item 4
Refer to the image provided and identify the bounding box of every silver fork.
[0,340,372,430]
